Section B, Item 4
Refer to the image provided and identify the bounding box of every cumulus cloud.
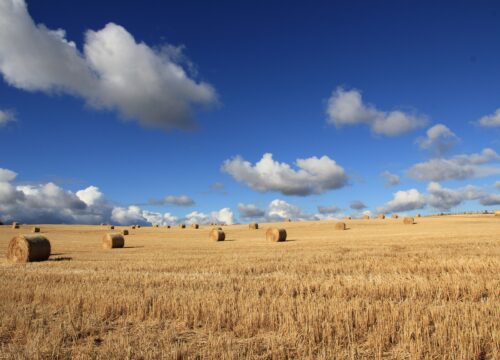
[0,109,15,127]
[378,189,427,213]
[480,194,500,206]
[0,168,112,224]
[407,148,500,182]
[426,182,483,211]
[477,109,500,128]
[149,195,195,206]
[381,171,400,187]
[326,87,427,136]
[416,124,459,156]
[237,203,266,219]
[222,153,348,196]
[317,205,341,214]
[183,208,234,225]
[0,0,217,130]
[350,200,366,210]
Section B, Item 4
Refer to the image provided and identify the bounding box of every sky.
[1,0,500,225]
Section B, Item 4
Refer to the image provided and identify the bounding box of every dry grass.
[0,215,499,359]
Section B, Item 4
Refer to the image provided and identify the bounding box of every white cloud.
[0,109,15,127]
[416,124,459,156]
[407,148,500,182]
[150,195,195,206]
[0,168,17,182]
[111,205,148,225]
[378,189,427,213]
[238,203,266,219]
[76,186,104,206]
[477,109,500,128]
[317,205,341,214]
[496,181,500,189]
[222,153,348,196]
[326,87,427,136]
[183,208,234,225]
[381,171,400,186]
[0,0,217,130]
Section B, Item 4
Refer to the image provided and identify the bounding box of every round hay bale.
[212,226,223,230]
[0,221,3,225]
[286,218,292,222]
[131,225,136,229]
[154,224,159,228]
[391,214,398,219]
[137,225,141,229]
[266,227,287,242]
[209,229,225,241]
[344,216,352,220]
[122,229,129,236]
[403,217,415,225]
[191,224,199,229]
[32,227,40,233]
[249,223,259,229]
[416,214,421,218]
[12,222,19,229]
[102,233,125,249]
[335,222,346,230]
[494,210,500,217]
[378,214,385,219]
[109,225,115,230]
[6,235,51,263]
[179,224,186,229]
[363,215,370,220]
[167,225,171,229]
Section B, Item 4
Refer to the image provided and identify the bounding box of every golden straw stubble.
[209,229,225,241]
[102,233,125,249]
[266,227,287,242]
[6,234,51,263]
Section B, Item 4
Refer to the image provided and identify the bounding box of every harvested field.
[0,215,499,359]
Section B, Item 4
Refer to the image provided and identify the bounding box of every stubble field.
[0,215,499,359]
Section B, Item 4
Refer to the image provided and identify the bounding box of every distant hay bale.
[137,225,141,229]
[109,225,115,230]
[102,233,125,249]
[122,229,129,236]
[12,222,19,229]
[287,218,292,222]
[495,210,500,217]
[391,214,398,219]
[403,217,415,225]
[416,214,421,218]
[191,224,199,229]
[249,223,258,229]
[32,227,40,233]
[179,224,186,229]
[212,226,222,230]
[209,228,225,241]
[363,215,370,220]
[344,216,352,220]
[131,225,136,229]
[266,227,287,242]
[6,234,51,263]
[167,225,171,229]
[100,223,106,226]
[335,222,346,230]
[378,214,385,219]
[154,225,159,228]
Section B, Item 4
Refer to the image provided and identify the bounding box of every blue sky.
[0,0,499,225]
